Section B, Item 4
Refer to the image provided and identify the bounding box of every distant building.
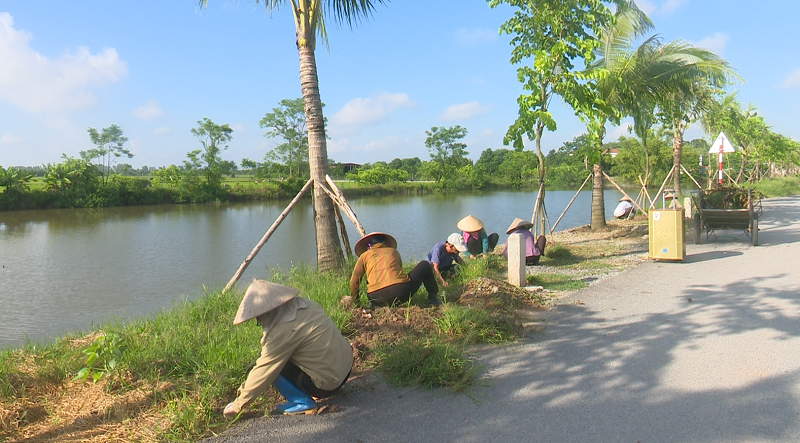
[607,148,618,158]
[340,163,361,174]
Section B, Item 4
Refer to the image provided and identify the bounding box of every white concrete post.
[508,233,525,287]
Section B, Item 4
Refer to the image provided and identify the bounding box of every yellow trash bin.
[649,209,686,261]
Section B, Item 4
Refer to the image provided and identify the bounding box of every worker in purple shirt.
[426,234,465,287]
[502,218,547,265]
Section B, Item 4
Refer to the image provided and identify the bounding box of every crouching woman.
[224,279,353,417]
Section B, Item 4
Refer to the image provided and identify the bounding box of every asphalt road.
[204,196,800,443]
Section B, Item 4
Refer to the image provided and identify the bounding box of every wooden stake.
[223,178,314,294]
[334,205,353,258]
[551,172,592,233]
[679,164,703,190]
[602,171,646,214]
[651,166,675,209]
[325,175,366,237]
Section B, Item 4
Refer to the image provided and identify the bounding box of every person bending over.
[350,232,442,307]
[426,234,466,287]
[502,217,547,265]
[224,279,353,418]
[457,215,499,258]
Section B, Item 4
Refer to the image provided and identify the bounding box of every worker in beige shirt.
[223,279,353,417]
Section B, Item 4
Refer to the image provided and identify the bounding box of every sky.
[1,0,799,169]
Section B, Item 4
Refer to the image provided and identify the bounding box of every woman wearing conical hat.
[223,279,353,418]
[502,217,547,265]
[349,232,442,307]
[614,195,635,219]
[457,215,499,258]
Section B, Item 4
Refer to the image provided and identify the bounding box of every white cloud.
[231,123,246,132]
[132,100,164,121]
[1,133,22,143]
[690,33,729,56]
[782,68,800,89]
[439,102,492,121]
[608,124,633,141]
[0,13,128,114]
[661,0,689,14]
[327,136,412,158]
[638,0,689,16]
[330,92,415,135]
[454,28,497,46]
[637,0,657,16]
[154,126,171,135]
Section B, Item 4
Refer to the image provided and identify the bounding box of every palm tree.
[198,0,386,272]
[582,0,653,230]
[653,42,738,197]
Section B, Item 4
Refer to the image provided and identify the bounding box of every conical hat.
[457,215,484,232]
[233,279,299,325]
[619,196,633,202]
[447,232,468,252]
[506,217,534,234]
[354,232,397,257]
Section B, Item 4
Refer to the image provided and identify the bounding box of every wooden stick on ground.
[602,171,646,214]
[551,172,592,233]
[223,178,314,294]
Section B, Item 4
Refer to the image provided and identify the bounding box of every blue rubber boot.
[273,375,318,415]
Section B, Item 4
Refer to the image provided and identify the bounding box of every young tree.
[83,124,132,186]
[189,118,235,192]
[198,0,387,272]
[260,98,312,178]
[489,0,614,233]
[425,125,469,183]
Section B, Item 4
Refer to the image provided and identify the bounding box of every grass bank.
[0,219,651,442]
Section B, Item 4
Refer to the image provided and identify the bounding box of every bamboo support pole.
[680,164,703,190]
[223,177,314,293]
[602,171,646,214]
[638,175,653,208]
[316,181,366,238]
[651,166,675,209]
[530,181,546,237]
[334,205,353,258]
[551,172,592,233]
[325,175,367,237]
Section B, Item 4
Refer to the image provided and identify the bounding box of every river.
[0,189,626,348]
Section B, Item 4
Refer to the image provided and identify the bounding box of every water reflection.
[0,189,624,348]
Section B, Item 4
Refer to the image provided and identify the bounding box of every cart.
[692,189,760,246]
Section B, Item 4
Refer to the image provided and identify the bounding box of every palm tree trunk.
[591,163,606,230]
[298,45,344,272]
[672,121,683,196]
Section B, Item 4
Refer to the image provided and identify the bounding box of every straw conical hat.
[234,279,299,325]
[354,232,398,257]
[506,217,534,234]
[447,232,468,252]
[457,215,484,232]
[620,196,633,202]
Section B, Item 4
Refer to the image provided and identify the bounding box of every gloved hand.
[223,402,240,418]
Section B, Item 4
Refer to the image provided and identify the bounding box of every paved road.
[204,196,800,443]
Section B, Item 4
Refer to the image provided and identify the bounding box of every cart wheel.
[752,218,758,246]
[693,213,702,244]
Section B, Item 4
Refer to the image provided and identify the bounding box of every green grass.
[372,336,478,392]
[0,256,527,440]
[752,176,800,198]
[527,273,588,291]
